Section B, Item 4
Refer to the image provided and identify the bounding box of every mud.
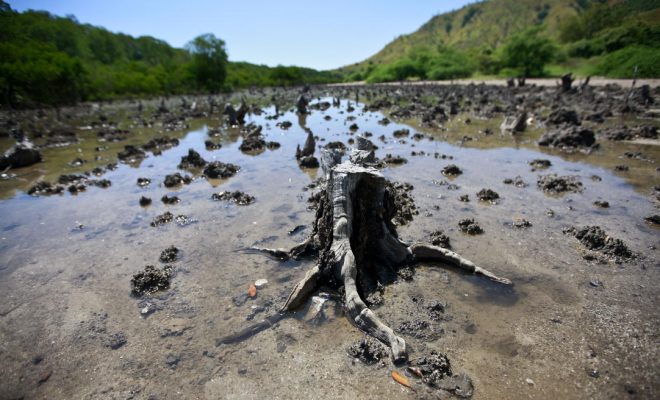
[442,164,462,176]
[159,246,179,263]
[430,230,451,249]
[0,82,658,400]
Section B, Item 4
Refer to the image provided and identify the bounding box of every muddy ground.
[0,81,658,399]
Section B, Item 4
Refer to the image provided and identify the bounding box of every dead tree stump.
[246,140,511,362]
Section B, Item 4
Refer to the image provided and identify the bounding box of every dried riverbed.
[0,83,658,399]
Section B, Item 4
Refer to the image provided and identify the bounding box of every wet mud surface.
[0,82,659,399]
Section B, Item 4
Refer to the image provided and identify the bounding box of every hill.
[0,2,339,107]
[339,0,660,81]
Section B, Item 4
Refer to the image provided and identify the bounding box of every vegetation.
[0,2,339,108]
[340,0,660,82]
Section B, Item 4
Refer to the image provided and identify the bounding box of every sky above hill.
[10,0,473,70]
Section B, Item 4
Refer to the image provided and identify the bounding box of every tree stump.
[242,140,511,362]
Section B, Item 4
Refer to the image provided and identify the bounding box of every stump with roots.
[247,138,511,363]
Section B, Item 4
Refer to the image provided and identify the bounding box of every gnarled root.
[339,246,407,363]
[250,237,316,261]
[409,243,512,285]
[280,264,321,312]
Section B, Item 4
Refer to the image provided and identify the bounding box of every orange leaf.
[391,370,413,390]
[248,283,257,297]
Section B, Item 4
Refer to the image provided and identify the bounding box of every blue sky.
[10,0,472,70]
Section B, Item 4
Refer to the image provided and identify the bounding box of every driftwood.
[225,138,511,362]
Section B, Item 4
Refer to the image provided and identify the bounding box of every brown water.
[0,94,658,399]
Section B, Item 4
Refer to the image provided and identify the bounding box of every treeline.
[0,2,339,107]
[347,1,660,83]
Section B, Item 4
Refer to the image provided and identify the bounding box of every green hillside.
[339,0,660,81]
[0,1,339,108]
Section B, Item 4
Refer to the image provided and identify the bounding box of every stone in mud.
[347,336,387,365]
[0,142,42,169]
[131,265,173,296]
[349,123,359,131]
[593,200,609,208]
[151,212,174,227]
[277,121,292,129]
[529,159,552,169]
[442,164,462,176]
[537,174,583,194]
[567,226,633,260]
[430,230,451,249]
[476,188,499,203]
[203,161,239,179]
[547,108,580,126]
[538,126,596,150]
[139,196,152,206]
[178,148,207,169]
[164,173,192,187]
[458,218,483,235]
[117,145,146,163]
[159,246,179,263]
[239,129,267,152]
[212,191,255,205]
[137,177,151,187]
[459,194,469,202]
[161,195,180,204]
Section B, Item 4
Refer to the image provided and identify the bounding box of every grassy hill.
[339,0,660,81]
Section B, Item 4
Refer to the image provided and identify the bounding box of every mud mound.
[131,265,173,296]
[537,174,583,194]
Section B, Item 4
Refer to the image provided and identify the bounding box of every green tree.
[499,28,556,77]
[186,33,228,92]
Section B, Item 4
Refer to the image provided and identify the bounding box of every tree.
[186,33,228,92]
[499,27,556,77]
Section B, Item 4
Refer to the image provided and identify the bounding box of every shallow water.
[0,94,658,399]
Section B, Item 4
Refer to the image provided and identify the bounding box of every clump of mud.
[537,174,583,194]
[410,351,453,384]
[151,212,174,227]
[538,126,596,151]
[458,218,483,235]
[178,148,207,169]
[430,230,451,249]
[529,159,552,170]
[442,164,462,176]
[476,188,499,203]
[27,181,64,196]
[117,145,146,163]
[347,337,387,365]
[503,176,527,188]
[164,173,192,188]
[393,128,410,138]
[383,154,407,165]
[212,191,255,205]
[159,246,179,263]
[565,225,633,260]
[511,217,532,228]
[203,161,239,179]
[131,265,173,296]
[161,194,180,204]
[386,182,418,225]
